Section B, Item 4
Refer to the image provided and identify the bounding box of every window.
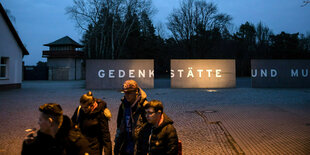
[0,57,9,79]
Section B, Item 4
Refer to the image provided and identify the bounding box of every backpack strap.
[75,105,81,128]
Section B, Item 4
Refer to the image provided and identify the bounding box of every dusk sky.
[1,0,310,65]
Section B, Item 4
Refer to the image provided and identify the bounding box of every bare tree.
[301,0,310,7]
[167,0,231,41]
[155,22,166,38]
[66,0,154,59]
[167,0,231,57]
[299,32,310,51]
[256,21,273,46]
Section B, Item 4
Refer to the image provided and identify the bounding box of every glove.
[24,128,37,144]
[104,108,112,120]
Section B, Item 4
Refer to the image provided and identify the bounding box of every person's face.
[81,103,90,112]
[38,113,51,134]
[81,101,97,113]
[124,91,138,103]
[145,107,161,125]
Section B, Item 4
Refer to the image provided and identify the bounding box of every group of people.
[22,80,179,155]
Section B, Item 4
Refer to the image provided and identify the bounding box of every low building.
[0,3,29,89]
[42,36,84,80]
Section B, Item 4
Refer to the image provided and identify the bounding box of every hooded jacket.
[22,115,91,155]
[72,99,112,155]
[136,113,178,155]
[114,87,148,155]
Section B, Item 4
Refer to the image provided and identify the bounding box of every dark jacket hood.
[57,115,72,137]
[156,113,174,130]
[138,87,147,106]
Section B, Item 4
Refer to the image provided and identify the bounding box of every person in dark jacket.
[114,80,148,155]
[72,91,112,155]
[137,100,178,155]
[22,103,91,155]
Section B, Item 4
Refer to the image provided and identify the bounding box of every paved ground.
[0,78,310,155]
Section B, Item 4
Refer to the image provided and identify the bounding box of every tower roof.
[44,36,83,47]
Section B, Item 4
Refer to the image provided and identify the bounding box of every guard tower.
[42,36,84,80]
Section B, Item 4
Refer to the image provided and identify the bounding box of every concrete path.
[0,79,309,154]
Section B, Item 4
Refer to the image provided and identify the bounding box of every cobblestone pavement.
[0,79,310,154]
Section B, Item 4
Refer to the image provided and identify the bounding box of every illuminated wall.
[86,59,154,89]
[251,60,310,88]
[171,59,236,88]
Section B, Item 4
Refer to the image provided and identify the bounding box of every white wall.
[0,13,23,85]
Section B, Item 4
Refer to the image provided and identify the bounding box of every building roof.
[0,3,29,56]
[44,36,83,47]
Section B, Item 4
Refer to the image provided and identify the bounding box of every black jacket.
[114,88,148,155]
[72,99,112,155]
[22,115,91,155]
[137,113,178,155]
